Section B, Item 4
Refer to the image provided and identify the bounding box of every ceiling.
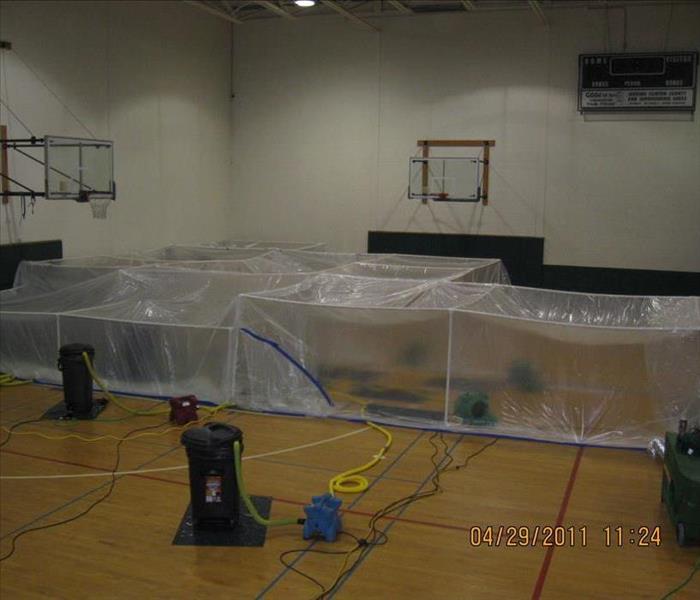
[184,0,695,31]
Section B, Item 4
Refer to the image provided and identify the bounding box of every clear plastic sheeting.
[8,249,696,448]
[202,240,326,250]
[13,249,509,291]
[134,245,273,261]
[0,268,308,399]
[1,249,508,401]
[328,261,502,282]
[235,277,700,448]
[14,256,154,292]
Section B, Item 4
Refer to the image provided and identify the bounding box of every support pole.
[1,125,9,204]
[421,140,430,205]
[482,142,490,206]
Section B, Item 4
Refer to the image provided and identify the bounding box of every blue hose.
[240,327,334,407]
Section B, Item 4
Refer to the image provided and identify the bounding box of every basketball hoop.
[0,135,117,211]
[437,192,450,201]
[89,197,111,219]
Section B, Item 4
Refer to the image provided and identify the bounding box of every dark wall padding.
[542,265,700,296]
[367,231,699,296]
[368,231,544,287]
[0,240,63,290]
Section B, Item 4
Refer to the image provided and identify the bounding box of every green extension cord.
[233,440,300,528]
[660,556,700,600]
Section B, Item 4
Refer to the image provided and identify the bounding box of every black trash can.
[181,422,243,529]
[58,343,96,417]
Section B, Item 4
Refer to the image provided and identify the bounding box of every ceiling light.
[294,0,316,7]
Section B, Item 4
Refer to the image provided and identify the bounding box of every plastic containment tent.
[0,268,309,400]
[203,240,327,250]
[12,248,509,291]
[1,249,508,402]
[6,247,696,449]
[234,276,700,449]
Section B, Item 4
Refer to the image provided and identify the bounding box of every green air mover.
[455,391,496,426]
[508,360,544,393]
[661,421,700,546]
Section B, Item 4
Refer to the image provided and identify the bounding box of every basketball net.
[89,197,111,219]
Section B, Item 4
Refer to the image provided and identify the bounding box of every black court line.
[255,430,426,599]
[327,435,465,598]
[256,456,423,486]
[0,440,184,542]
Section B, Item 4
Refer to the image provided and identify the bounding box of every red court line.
[1,448,469,534]
[2,448,119,473]
[531,446,585,600]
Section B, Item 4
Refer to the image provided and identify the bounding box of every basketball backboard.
[44,136,115,200]
[409,139,495,205]
[408,156,481,202]
[1,134,116,218]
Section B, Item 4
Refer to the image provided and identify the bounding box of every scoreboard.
[578,51,698,112]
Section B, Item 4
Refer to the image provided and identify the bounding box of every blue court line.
[326,414,650,452]
[327,435,465,598]
[0,438,184,541]
[28,380,649,452]
[255,430,426,599]
[33,378,220,406]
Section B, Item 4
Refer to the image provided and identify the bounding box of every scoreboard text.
[578,52,698,112]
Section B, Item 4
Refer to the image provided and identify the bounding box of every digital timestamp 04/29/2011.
[467,525,662,548]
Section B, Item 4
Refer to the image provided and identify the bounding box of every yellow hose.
[82,352,233,417]
[1,413,213,443]
[233,440,299,527]
[328,421,393,495]
[0,373,30,387]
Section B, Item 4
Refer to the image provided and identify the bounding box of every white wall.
[231,4,700,272]
[0,1,232,256]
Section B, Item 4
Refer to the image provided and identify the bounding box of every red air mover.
[170,395,199,425]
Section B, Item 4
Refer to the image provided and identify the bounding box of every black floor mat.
[172,496,272,547]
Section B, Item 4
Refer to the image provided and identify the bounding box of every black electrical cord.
[313,433,458,599]
[278,531,364,594]
[281,433,498,599]
[276,434,447,600]
[322,435,499,598]
[449,436,499,472]
[0,419,170,562]
[0,417,45,449]
[659,555,700,600]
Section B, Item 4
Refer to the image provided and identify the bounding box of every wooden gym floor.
[1,384,698,599]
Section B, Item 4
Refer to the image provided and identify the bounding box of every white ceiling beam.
[183,1,244,24]
[256,1,298,20]
[388,0,413,15]
[528,0,549,27]
[320,0,380,32]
